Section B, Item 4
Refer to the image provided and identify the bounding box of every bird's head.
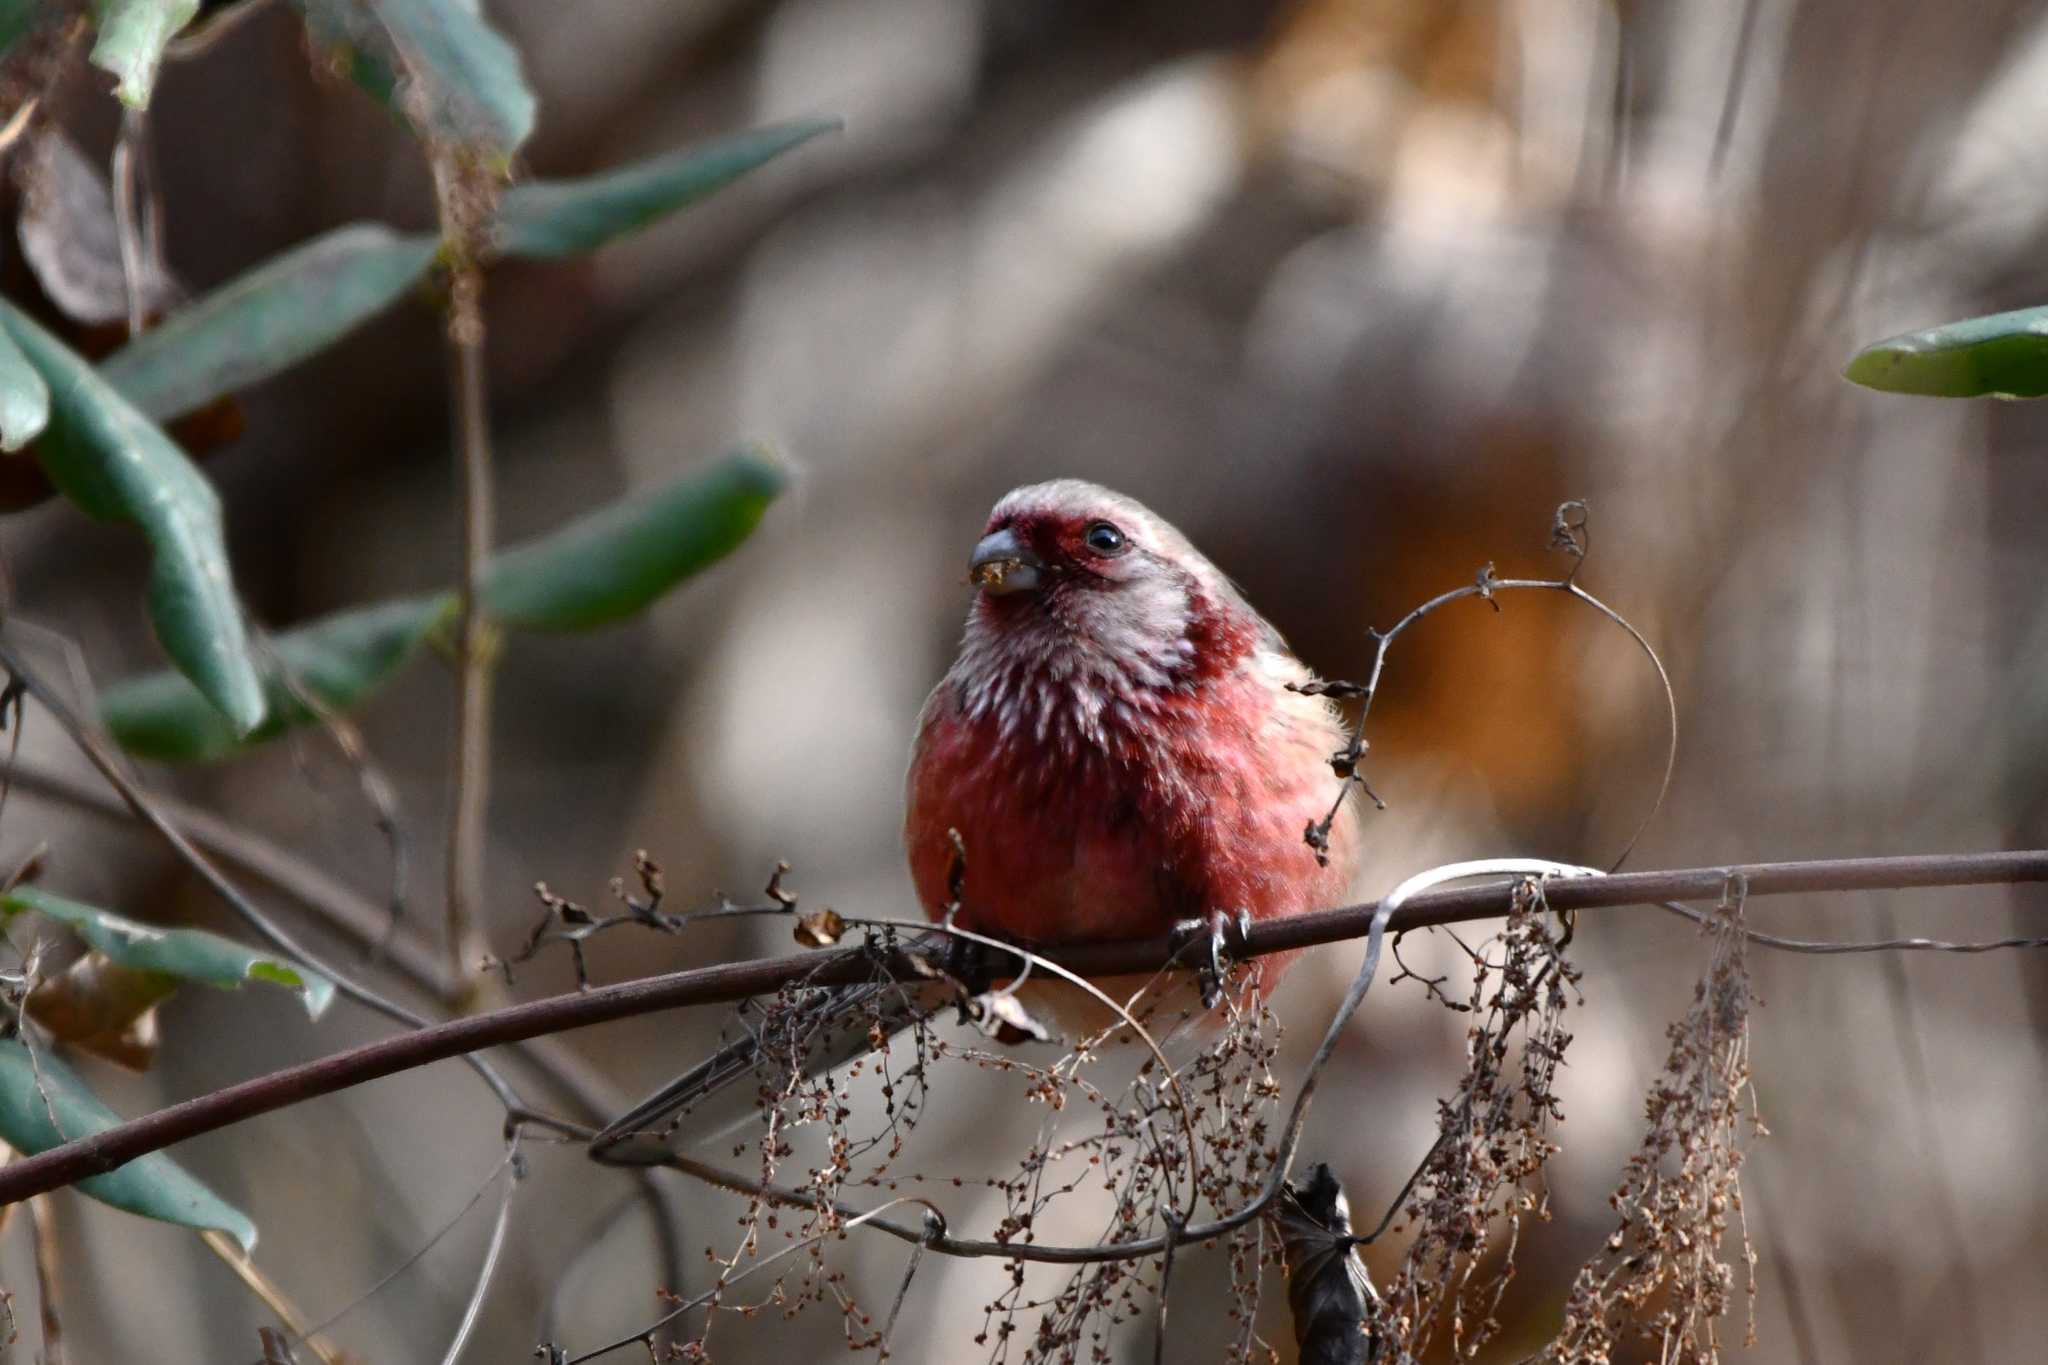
[958,480,1265,693]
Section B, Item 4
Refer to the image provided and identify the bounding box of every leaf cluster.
[0,0,837,1259]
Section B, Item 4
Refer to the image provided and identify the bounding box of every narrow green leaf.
[1844,304,2048,398]
[98,448,785,761]
[3,887,335,1018]
[90,0,200,108]
[0,301,265,733]
[0,1040,257,1250]
[0,323,50,451]
[100,594,452,761]
[98,225,438,422]
[496,119,841,260]
[372,0,534,154]
[484,443,786,631]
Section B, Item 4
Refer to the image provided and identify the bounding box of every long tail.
[589,971,957,1166]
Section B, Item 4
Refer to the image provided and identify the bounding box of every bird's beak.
[968,527,1044,595]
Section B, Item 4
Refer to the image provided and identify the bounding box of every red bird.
[592,481,1359,1162]
[906,479,1361,966]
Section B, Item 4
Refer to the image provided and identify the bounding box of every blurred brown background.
[6,0,2048,1359]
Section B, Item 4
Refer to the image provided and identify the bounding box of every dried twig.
[1540,878,1760,1363]
[1296,503,1675,877]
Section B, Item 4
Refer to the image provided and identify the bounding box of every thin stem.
[200,1230,343,1365]
[109,107,161,340]
[294,1140,523,1346]
[28,1193,61,1365]
[0,848,2039,1209]
[436,1133,520,1365]
[443,258,494,986]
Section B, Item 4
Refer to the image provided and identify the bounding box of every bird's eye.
[1082,521,1127,556]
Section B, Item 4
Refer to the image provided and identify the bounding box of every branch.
[0,849,2038,1208]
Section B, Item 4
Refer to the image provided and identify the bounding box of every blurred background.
[5,0,2047,1359]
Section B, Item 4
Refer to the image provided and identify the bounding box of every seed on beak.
[968,528,1043,595]
[971,558,1021,590]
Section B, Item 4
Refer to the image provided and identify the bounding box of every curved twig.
[436,1132,521,1365]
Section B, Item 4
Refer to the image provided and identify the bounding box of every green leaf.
[3,887,334,1018]
[90,0,200,107]
[0,301,265,733]
[376,0,534,154]
[0,1040,257,1248]
[484,443,786,631]
[100,594,453,761]
[0,322,50,451]
[291,0,400,105]
[99,225,438,422]
[98,448,785,761]
[1844,305,2048,398]
[495,119,841,260]
[292,0,533,155]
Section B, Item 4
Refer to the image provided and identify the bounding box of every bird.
[906,479,1362,1020]
[590,480,1362,1164]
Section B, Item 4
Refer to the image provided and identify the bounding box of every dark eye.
[1082,521,1127,556]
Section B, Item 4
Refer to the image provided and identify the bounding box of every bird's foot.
[1170,909,1254,1010]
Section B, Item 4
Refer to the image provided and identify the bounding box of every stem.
[200,1229,342,1365]
[444,259,494,986]
[29,1194,61,1365]
[0,849,2038,1208]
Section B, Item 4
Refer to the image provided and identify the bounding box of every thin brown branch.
[0,849,2038,1210]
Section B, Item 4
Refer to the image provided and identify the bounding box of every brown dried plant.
[1540,879,1760,1365]
[673,948,1292,1364]
[1369,877,1581,1362]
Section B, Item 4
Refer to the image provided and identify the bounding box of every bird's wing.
[589,965,960,1166]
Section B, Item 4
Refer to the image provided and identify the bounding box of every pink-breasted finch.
[591,480,1362,1163]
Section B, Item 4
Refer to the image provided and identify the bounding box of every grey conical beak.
[968,527,1044,594]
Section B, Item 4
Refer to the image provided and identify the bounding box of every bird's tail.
[588,938,1222,1165]
[589,967,958,1166]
